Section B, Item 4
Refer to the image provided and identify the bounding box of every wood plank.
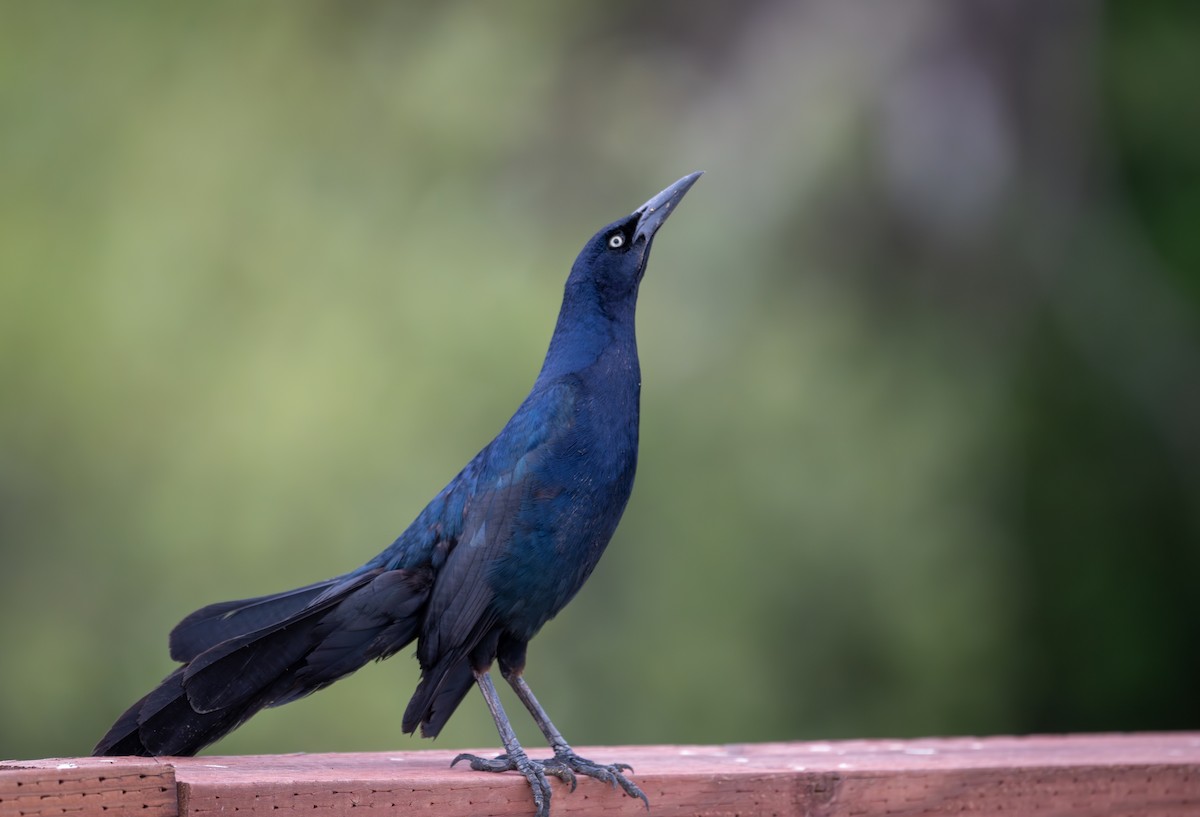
[7,733,1200,816]
[168,733,1200,816]
[0,758,176,817]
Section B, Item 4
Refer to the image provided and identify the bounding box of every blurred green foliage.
[2,1,1197,761]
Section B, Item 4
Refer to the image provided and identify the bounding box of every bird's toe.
[451,750,557,816]
[550,751,649,807]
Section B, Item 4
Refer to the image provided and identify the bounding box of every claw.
[450,751,555,817]
[452,752,513,773]
[540,758,578,791]
[451,748,648,814]
[548,750,650,809]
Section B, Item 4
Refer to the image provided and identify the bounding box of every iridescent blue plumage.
[95,172,702,817]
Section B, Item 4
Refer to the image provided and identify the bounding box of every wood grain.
[6,733,1199,816]
[0,759,175,817]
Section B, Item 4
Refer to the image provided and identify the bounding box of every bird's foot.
[544,750,649,809]
[452,751,570,817]
[451,749,648,813]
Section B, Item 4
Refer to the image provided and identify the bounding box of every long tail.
[94,566,433,757]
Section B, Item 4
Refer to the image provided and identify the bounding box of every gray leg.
[451,670,572,817]
[502,669,649,808]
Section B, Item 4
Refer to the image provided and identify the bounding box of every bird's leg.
[451,669,572,817]
[502,668,650,809]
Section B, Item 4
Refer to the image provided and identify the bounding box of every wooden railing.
[3,733,1198,816]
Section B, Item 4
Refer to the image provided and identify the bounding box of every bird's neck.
[536,281,639,385]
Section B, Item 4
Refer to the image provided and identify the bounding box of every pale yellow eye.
[608,234,624,249]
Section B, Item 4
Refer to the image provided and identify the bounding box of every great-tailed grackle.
[94,172,702,816]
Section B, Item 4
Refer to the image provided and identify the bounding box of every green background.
[2,1,1198,760]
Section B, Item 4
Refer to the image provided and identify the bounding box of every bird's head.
[566,172,703,310]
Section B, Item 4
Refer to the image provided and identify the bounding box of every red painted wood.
[0,759,176,817]
[7,733,1200,816]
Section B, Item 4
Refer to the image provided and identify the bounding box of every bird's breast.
[488,349,641,639]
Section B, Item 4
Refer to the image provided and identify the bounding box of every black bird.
[95,172,702,816]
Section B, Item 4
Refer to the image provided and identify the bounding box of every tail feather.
[401,616,498,738]
[169,579,341,663]
[94,668,275,756]
[402,656,476,738]
[182,615,327,713]
[181,572,379,713]
[291,569,429,692]
[94,567,433,757]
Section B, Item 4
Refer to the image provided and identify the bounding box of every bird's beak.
[633,171,703,245]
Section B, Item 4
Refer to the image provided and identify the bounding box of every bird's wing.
[408,379,578,685]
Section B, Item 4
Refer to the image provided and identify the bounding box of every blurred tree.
[1,0,1197,761]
